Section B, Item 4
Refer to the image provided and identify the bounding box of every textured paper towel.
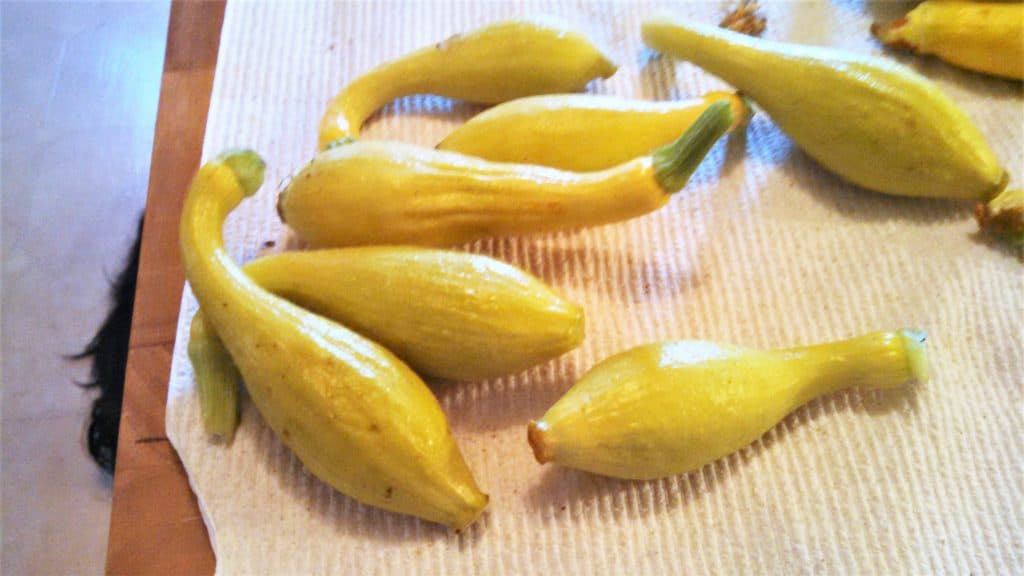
[166,1,1024,573]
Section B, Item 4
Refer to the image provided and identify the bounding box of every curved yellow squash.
[529,330,929,480]
[318,16,617,149]
[643,17,1008,200]
[180,150,486,529]
[437,91,749,171]
[284,101,734,248]
[188,247,585,440]
[873,1,1024,81]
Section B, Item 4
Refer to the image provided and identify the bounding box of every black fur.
[75,217,143,473]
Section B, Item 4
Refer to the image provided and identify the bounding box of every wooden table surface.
[106,1,225,573]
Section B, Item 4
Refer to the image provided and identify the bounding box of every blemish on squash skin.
[436,33,461,52]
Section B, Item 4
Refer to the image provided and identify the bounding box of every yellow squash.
[319,16,617,149]
[188,247,585,439]
[180,150,486,529]
[529,330,928,480]
[193,247,584,381]
[282,101,733,248]
[643,17,1008,200]
[873,1,1024,81]
[437,91,749,171]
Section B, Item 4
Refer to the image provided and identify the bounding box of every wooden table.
[106,2,225,573]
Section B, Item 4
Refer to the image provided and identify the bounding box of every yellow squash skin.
[436,91,748,171]
[180,151,487,529]
[190,247,584,384]
[283,102,734,248]
[318,16,617,149]
[281,142,662,247]
[873,1,1024,81]
[643,17,1008,200]
[529,330,929,480]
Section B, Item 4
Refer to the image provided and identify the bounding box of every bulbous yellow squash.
[180,150,486,529]
[873,1,1024,81]
[284,102,734,248]
[529,330,929,480]
[643,17,1008,200]
[319,16,617,149]
[437,91,749,171]
[194,247,584,382]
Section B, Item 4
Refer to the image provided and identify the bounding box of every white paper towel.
[166,1,1024,573]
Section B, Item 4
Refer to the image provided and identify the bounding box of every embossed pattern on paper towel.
[166,1,1023,574]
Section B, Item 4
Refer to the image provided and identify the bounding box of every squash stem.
[976,189,1024,246]
[188,312,241,443]
[216,149,266,197]
[652,100,734,194]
